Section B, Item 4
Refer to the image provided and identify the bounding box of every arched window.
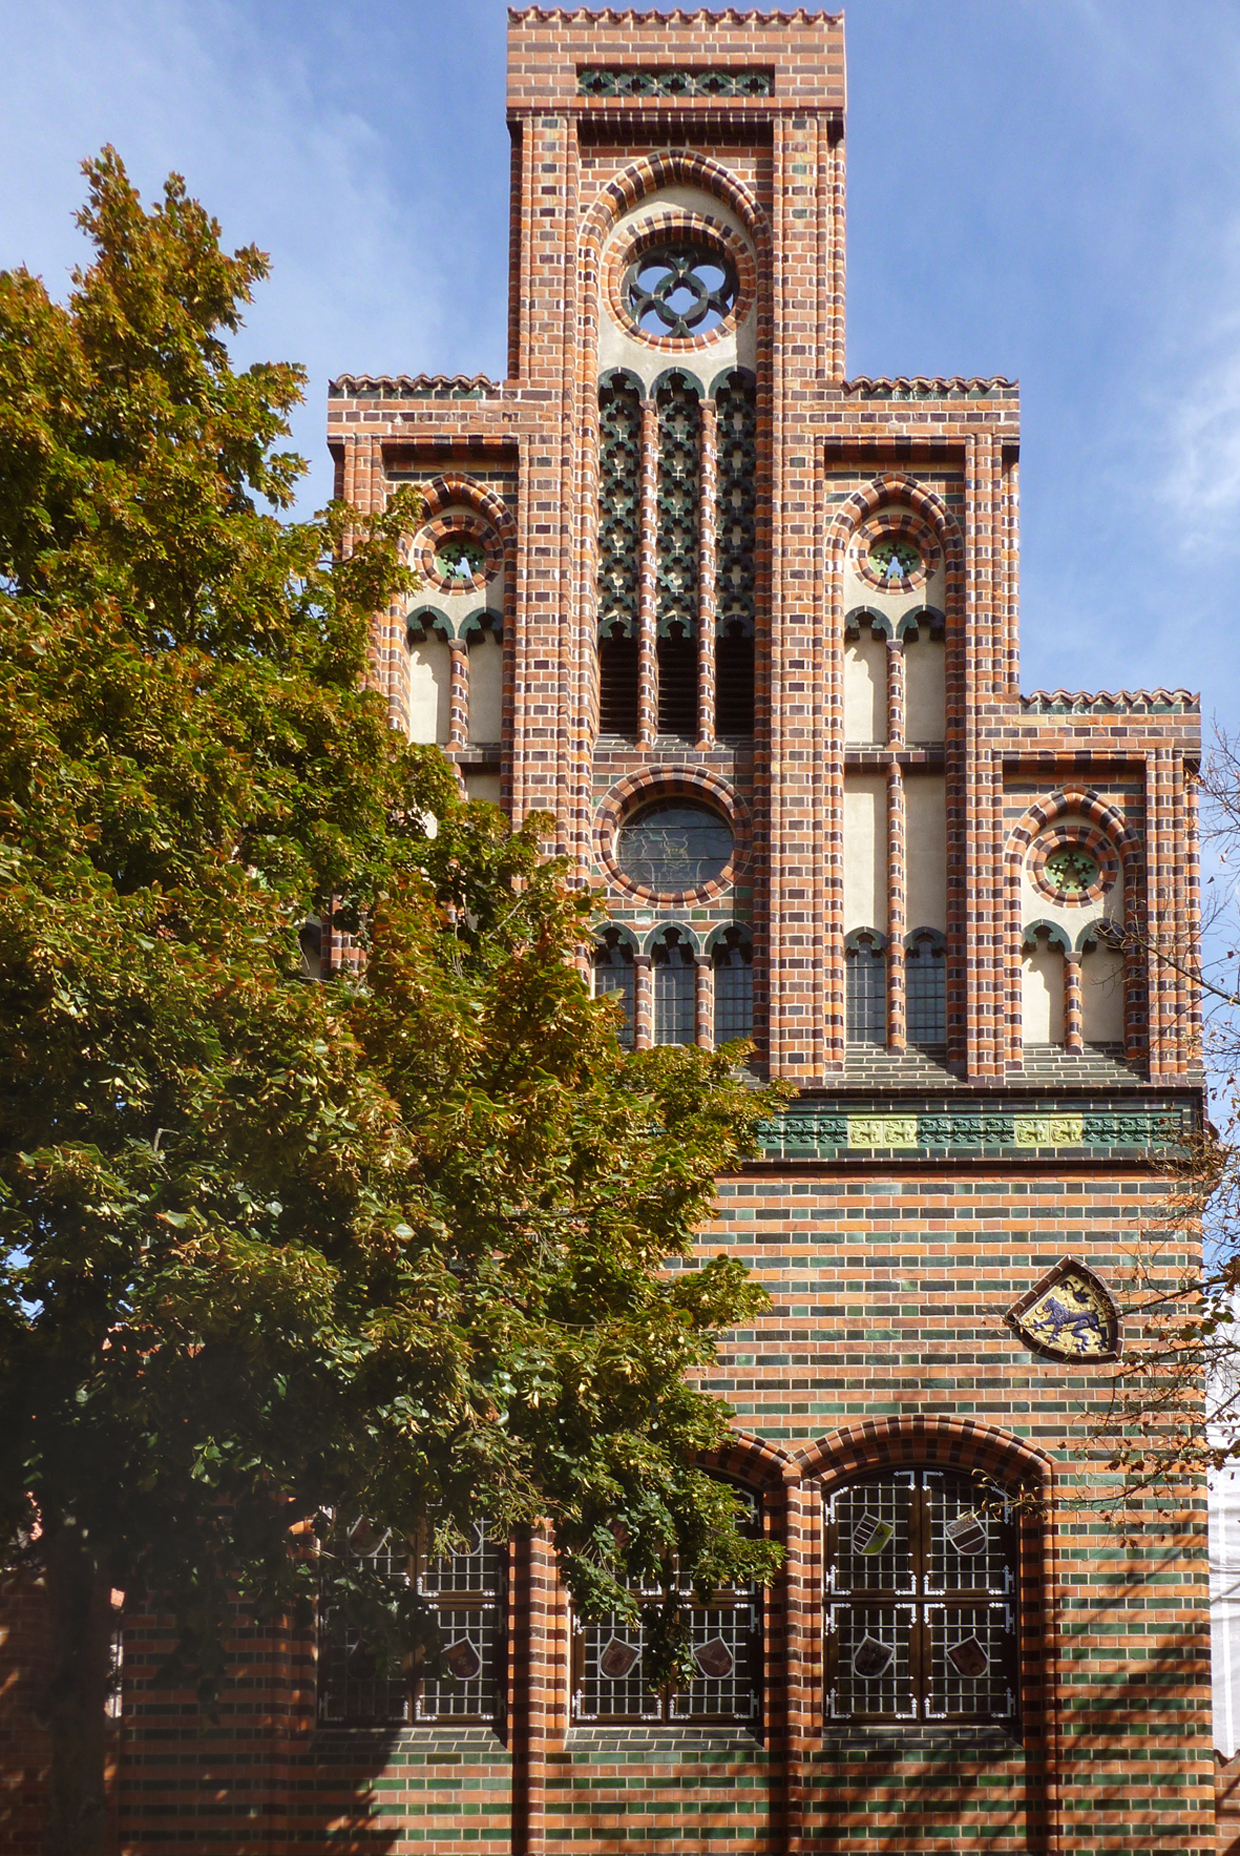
[657,623,698,738]
[573,1486,761,1726]
[652,925,696,1045]
[715,620,754,736]
[824,1469,1017,1726]
[318,1519,505,1728]
[905,928,946,1046]
[845,928,887,1045]
[598,628,639,737]
[593,929,635,1048]
[713,924,753,1044]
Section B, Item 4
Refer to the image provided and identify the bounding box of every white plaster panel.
[1020,811,1121,938]
[1022,942,1064,1044]
[1081,943,1126,1045]
[841,555,947,623]
[905,634,946,743]
[844,773,887,933]
[905,774,947,933]
[407,633,451,745]
[467,631,503,745]
[613,184,748,243]
[463,770,503,807]
[844,630,886,744]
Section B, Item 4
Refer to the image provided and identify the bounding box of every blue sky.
[2,0,1237,730]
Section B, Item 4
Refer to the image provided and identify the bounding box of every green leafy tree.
[0,153,784,1856]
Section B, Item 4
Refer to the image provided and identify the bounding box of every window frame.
[845,927,888,1046]
[316,1518,507,1731]
[823,1469,1019,1730]
[570,1485,765,1730]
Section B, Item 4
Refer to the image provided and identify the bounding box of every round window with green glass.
[1044,845,1099,894]
[617,800,733,892]
[436,536,487,583]
[869,537,921,585]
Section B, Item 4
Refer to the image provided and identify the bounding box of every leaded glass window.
[593,929,636,1049]
[414,1522,506,1724]
[713,925,753,1044]
[618,802,732,893]
[905,928,946,1046]
[317,1519,505,1727]
[573,1491,762,1725]
[652,925,696,1045]
[824,1470,1018,1726]
[845,929,887,1045]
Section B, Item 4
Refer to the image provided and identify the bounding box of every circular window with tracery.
[618,800,733,893]
[1044,846,1098,894]
[851,510,939,596]
[414,511,503,593]
[623,244,739,339]
[1028,825,1118,907]
[436,536,486,585]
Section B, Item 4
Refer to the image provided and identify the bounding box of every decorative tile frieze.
[757,1100,1196,1160]
[578,67,774,98]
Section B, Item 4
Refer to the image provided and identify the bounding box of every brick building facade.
[0,7,1218,1854]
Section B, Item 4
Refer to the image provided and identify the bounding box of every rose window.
[869,537,921,585]
[1044,846,1099,894]
[617,800,733,892]
[436,536,487,584]
[623,244,739,338]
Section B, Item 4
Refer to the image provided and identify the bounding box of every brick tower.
[5,9,1211,1856]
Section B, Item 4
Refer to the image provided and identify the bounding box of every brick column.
[1063,953,1083,1053]
[694,955,713,1050]
[886,635,905,749]
[448,642,469,751]
[638,399,658,747]
[887,761,906,1051]
[697,399,717,749]
[633,954,653,1050]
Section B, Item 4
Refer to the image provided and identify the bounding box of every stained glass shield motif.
[599,1636,641,1681]
[1008,1261,1118,1360]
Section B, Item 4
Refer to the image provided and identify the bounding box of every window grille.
[573,1490,762,1725]
[824,1470,1017,1726]
[905,929,946,1045]
[318,1519,505,1727]
[618,802,733,893]
[415,1522,506,1724]
[713,925,753,1044]
[714,370,756,740]
[597,375,641,642]
[845,930,887,1045]
[652,926,696,1045]
[593,929,636,1048]
[655,373,700,642]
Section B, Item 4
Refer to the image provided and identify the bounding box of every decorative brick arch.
[581,147,770,258]
[1005,787,1146,1064]
[415,473,517,548]
[701,1430,796,1494]
[1006,787,1141,870]
[826,471,965,608]
[793,1413,1054,1496]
